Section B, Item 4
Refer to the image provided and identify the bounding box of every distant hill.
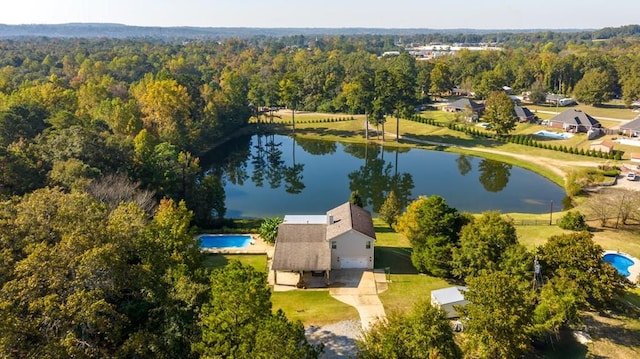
[0,23,592,40]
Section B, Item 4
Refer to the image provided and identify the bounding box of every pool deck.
[604,250,640,285]
[199,234,271,255]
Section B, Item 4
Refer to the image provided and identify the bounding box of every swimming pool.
[603,253,634,277]
[534,130,574,140]
[198,234,252,249]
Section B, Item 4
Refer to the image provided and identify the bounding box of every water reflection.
[456,154,472,176]
[478,159,512,193]
[347,145,414,213]
[202,134,566,217]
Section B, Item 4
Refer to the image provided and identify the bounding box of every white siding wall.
[330,230,374,269]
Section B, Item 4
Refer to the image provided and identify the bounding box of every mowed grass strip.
[271,291,360,326]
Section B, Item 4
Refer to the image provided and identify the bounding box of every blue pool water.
[534,130,573,140]
[199,234,252,249]
[603,253,634,277]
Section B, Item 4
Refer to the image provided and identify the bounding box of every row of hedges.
[503,134,622,160]
[407,115,623,161]
[257,116,356,125]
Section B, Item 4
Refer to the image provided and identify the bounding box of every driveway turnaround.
[329,270,386,331]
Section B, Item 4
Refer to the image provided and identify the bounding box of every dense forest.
[1,26,639,357]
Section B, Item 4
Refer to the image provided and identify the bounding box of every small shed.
[430,286,469,318]
[631,153,640,163]
[589,140,614,154]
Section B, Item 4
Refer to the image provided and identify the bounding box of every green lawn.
[202,253,268,272]
[271,291,360,326]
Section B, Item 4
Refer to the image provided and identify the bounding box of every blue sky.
[1,0,638,29]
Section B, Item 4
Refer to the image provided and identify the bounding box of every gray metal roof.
[283,215,327,224]
[431,286,468,305]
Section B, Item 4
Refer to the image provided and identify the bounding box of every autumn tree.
[131,75,194,147]
[483,91,516,135]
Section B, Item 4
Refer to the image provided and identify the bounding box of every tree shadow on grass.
[528,330,592,359]
[582,312,640,349]
[202,254,229,269]
[374,246,417,274]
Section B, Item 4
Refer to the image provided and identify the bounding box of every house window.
[366,241,371,249]
[331,241,336,249]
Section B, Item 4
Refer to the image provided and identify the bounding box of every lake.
[203,134,567,218]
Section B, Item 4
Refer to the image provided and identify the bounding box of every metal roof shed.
[430,286,469,318]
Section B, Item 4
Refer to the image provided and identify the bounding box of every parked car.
[626,172,636,181]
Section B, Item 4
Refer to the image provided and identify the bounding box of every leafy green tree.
[429,61,452,98]
[558,210,588,231]
[452,211,518,280]
[395,196,466,276]
[475,70,506,99]
[379,190,401,228]
[529,273,580,346]
[529,78,548,105]
[259,216,283,244]
[461,271,535,359]
[253,310,323,359]
[279,74,302,132]
[483,91,516,135]
[195,261,321,358]
[358,301,462,359]
[538,231,630,309]
[389,52,417,142]
[573,69,614,105]
[349,190,364,207]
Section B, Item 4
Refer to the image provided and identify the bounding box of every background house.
[547,109,601,133]
[443,98,485,117]
[431,286,469,318]
[619,116,640,137]
[515,105,535,122]
[271,202,376,287]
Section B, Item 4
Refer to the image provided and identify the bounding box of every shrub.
[558,211,589,231]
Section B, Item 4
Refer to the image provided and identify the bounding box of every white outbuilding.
[430,286,469,318]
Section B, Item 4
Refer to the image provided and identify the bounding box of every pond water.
[202,134,567,218]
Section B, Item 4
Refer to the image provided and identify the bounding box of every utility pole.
[549,200,553,225]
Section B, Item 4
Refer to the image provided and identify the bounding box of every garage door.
[340,257,368,269]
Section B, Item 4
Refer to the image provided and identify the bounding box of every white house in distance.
[431,286,469,318]
[271,202,376,287]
